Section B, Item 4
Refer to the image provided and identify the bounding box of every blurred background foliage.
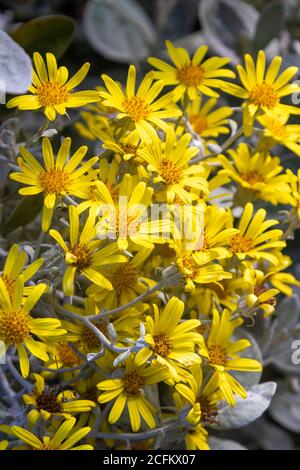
[1,0,300,450]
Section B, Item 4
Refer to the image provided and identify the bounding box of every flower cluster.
[1,43,300,451]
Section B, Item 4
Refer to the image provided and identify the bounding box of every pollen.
[56,343,81,367]
[181,256,199,280]
[154,334,172,357]
[0,309,30,345]
[111,264,138,293]
[69,244,92,269]
[36,81,69,107]
[208,344,227,367]
[190,114,208,134]
[35,390,62,414]
[177,64,205,87]
[39,169,70,195]
[240,171,265,185]
[230,233,254,253]
[1,274,14,298]
[123,371,145,396]
[159,159,183,185]
[123,96,151,122]
[249,82,279,108]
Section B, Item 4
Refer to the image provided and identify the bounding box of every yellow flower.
[11,417,93,450]
[138,127,209,203]
[49,206,127,295]
[10,137,98,231]
[0,441,8,450]
[23,373,95,424]
[7,52,100,121]
[148,41,235,101]
[135,297,202,380]
[186,97,233,137]
[203,308,262,406]
[228,202,285,264]
[0,244,43,299]
[257,113,300,157]
[97,357,169,432]
[100,65,181,141]
[185,424,210,450]
[286,169,300,219]
[0,275,65,377]
[258,252,300,297]
[223,50,300,135]
[219,143,292,204]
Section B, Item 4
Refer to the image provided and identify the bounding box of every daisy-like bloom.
[222,50,300,135]
[49,206,127,295]
[100,65,181,141]
[286,169,300,220]
[219,143,292,205]
[86,248,156,311]
[228,202,285,264]
[148,41,235,101]
[265,252,300,296]
[10,137,98,231]
[171,236,232,292]
[0,275,65,377]
[93,127,144,163]
[23,373,95,424]
[96,173,169,250]
[185,98,233,138]
[138,127,209,203]
[257,113,300,157]
[7,52,100,121]
[185,423,210,451]
[1,243,43,299]
[135,297,202,380]
[202,308,262,406]
[97,357,169,432]
[11,417,93,450]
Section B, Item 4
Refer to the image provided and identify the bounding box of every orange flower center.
[154,334,172,357]
[123,96,151,122]
[56,343,81,367]
[230,233,253,253]
[69,244,92,269]
[37,81,69,107]
[111,264,138,293]
[249,82,279,108]
[0,309,30,345]
[177,64,205,87]
[39,169,70,195]
[240,171,265,185]
[159,159,183,185]
[190,114,208,134]
[181,256,199,280]
[81,322,107,351]
[123,371,145,396]
[208,344,227,366]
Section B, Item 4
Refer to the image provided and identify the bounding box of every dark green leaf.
[3,194,43,235]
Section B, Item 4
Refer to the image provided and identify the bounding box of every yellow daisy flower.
[203,308,262,406]
[185,423,210,450]
[228,202,285,264]
[135,297,202,380]
[11,417,93,450]
[148,41,235,101]
[0,275,65,377]
[49,206,127,295]
[219,143,292,204]
[1,244,43,299]
[186,97,233,137]
[138,127,209,203]
[23,373,95,424]
[258,252,300,297]
[222,50,300,135]
[10,137,98,231]
[7,52,100,121]
[97,357,169,432]
[257,113,300,157]
[100,65,181,141]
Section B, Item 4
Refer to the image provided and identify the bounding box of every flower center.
[36,81,69,107]
[177,65,205,87]
[230,233,253,253]
[56,342,81,367]
[81,321,107,351]
[1,274,14,298]
[154,334,172,357]
[240,171,265,185]
[123,371,145,396]
[35,390,63,414]
[39,169,70,195]
[189,114,208,134]
[208,344,227,367]
[254,285,277,307]
[0,309,30,345]
[111,265,138,293]
[159,159,183,185]
[199,396,219,424]
[123,96,151,122]
[181,256,199,280]
[115,210,140,237]
[249,82,279,108]
[69,244,92,269]
[121,143,139,157]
